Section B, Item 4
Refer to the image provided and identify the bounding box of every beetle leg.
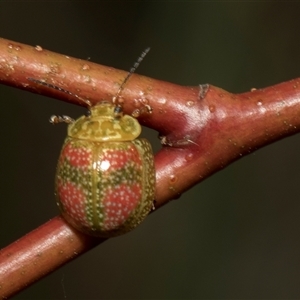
[49,115,74,124]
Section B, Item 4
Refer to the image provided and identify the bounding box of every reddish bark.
[1,37,300,298]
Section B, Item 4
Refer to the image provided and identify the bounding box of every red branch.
[1,37,300,298]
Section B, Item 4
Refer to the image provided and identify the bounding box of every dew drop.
[83,75,91,83]
[158,98,166,105]
[131,109,141,118]
[7,43,13,49]
[82,64,90,70]
[49,63,61,74]
[35,45,43,51]
[186,100,195,107]
[257,101,262,106]
[14,45,21,51]
[134,99,141,107]
[185,153,193,161]
[141,97,149,105]
[169,174,177,184]
[209,105,215,113]
[142,104,153,114]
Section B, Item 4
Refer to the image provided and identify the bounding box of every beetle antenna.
[27,78,91,107]
[112,47,150,105]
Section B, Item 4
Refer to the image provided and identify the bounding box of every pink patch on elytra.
[60,143,92,168]
[103,145,142,171]
[57,180,89,226]
[102,183,142,230]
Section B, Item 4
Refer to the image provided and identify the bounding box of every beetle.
[29,48,155,237]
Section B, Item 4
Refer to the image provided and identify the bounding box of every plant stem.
[1,37,300,298]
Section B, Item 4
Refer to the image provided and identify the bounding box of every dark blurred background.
[1,2,300,299]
